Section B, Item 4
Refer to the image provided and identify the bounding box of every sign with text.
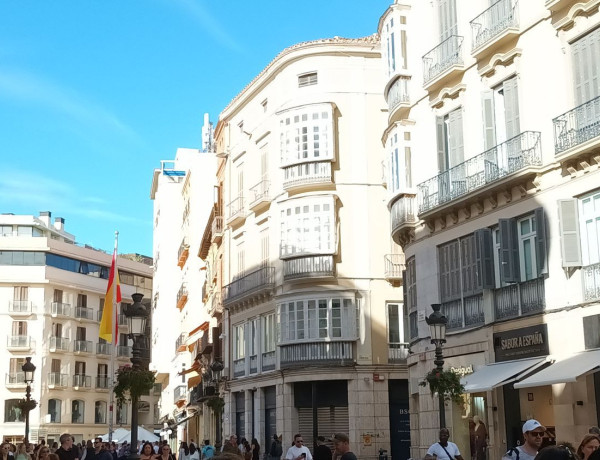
[493,324,549,362]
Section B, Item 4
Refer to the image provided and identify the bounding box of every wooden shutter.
[448,109,464,167]
[438,0,458,40]
[481,90,497,151]
[438,244,450,302]
[534,207,548,275]
[461,236,477,296]
[557,199,582,267]
[572,28,600,105]
[475,228,495,289]
[503,77,520,139]
[436,116,448,172]
[499,218,520,283]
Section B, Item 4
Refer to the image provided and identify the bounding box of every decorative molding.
[554,0,600,32]
[429,84,467,109]
[478,48,522,78]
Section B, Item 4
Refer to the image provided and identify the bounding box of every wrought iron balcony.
[282,161,332,190]
[384,254,405,282]
[7,335,34,350]
[48,372,68,388]
[73,340,93,354]
[280,341,354,369]
[470,0,519,53]
[494,277,545,320]
[8,300,34,315]
[442,294,485,331]
[386,75,411,121]
[283,255,335,281]
[176,283,188,310]
[422,35,464,86]
[211,215,223,243]
[175,333,188,353]
[73,374,92,389]
[223,266,275,305]
[249,180,271,212]
[388,343,410,363]
[583,262,600,301]
[553,95,600,155]
[96,376,110,389]
[51,302,71,317]
[390,195,418,241]
[174,384,187,403]
[49,336,70,352]
[74,306,94,321]
[6,372,26,387]
[226,196,246,226]
[417,131,542,214]
[177,238,190,268]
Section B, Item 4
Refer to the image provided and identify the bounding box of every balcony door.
[438,0,457,41]
[52,322,63,338]
[12,321,27,336]
[75,361,86,376]
[53,289,63,303]
[13,286,28,302]
[76,327,86,341]
[51,359,61,373]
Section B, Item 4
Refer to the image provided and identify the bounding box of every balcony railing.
[423,35,464,85]
[387,75,411,115]
[208,292,223,316]
[282,161,332,189]
[494,277,545,320]
[96,376,110,389]
[262,351,276,372]
[49,336,70,352]
[175,333,187,352]
[388,343,410,363]
[384,254,405,281]
[51,302,71,317]
[74,306,94,321]
[117,346,132,358]
[48,373,68,388]
[8,300,34,315]
[583,262,600,301]
[73,340,93,353]
[249,180,271,210]
[553,95,600,154]
[391,195,418,237]
[211,215,223,242]
[176,283,188,310]
[73,374,92,388]
[442,293,485,331]
[174,385,187,403]
[223,266,275,304]
[283,255,334,280]
[227,196,246,223]
[280,341,354,368]
[177,238,190,268]
[234,358,246,378]
[6,372,26,386]
[470,0,519,51]
[418,131,542,214]
[7,335,33,349]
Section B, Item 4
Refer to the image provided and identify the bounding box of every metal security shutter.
[297,407,349,450]
[298,407,314,446]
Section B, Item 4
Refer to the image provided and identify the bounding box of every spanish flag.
[99,248,121,344]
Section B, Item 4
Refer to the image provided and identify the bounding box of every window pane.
[388,304,400,343]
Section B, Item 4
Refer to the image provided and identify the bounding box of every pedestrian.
[200,441,215,460]
[269,436,282,460]
[56,435,79,460]
[534,446,574,460]
[36,446,50,460]
[502,420,546,460]
[284,435,312,460]
[577,435,600,460]
[250,439,259,460]
[425,428,465,460]
[221,436,239,457]
[329,434,355,460]
[592,428,600,436]
[313,437,331,460]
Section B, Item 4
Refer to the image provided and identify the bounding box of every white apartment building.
[0,212,155,444]
[208,36,409,459]
[379,0,600,458]
[150,136,217,447]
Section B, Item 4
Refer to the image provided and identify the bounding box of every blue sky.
[0,0,391,256]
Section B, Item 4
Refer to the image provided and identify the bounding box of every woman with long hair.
[15,444,31,460]
[156,445,175,460]
[188,444,199,460]
[179,443,189,460]
[250,439,260,460]
[578,435,600,460]
[35,446,50,460]
[140,443,154,460]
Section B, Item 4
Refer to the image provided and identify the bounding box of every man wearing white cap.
[502,419,546,460]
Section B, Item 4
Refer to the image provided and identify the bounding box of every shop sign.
[493,324,549,362]
[450,364,474,377]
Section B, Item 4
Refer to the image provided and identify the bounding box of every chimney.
[39,211,51,228]
[54,217,65,231]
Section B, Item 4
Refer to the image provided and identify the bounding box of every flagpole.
[108,231,119,442]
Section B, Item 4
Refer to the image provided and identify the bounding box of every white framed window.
[518,215,537,281]
[481,76,520,150]
[382,15,408,78]
[280,195,336,258]
[580,191,600,266]
[387,303,409,344]
[278,296,357,343]
[298,72,318,87]
[436,107,464,173]
[249,318,258,358]
[234,324,245,360]
[572,27,600,105]
[279,103,334,166]
[0,225,12,237]
[262,313,276,353]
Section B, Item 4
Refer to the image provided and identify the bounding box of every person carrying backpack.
[502,420,546,460]
[269,436,282,460]
[200,441,214,460]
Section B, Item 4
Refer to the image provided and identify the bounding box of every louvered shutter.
[557,199,583,267]
[481,90,496,151]
[534,207,548,275]
[475,228,495,289]
[503,77,520,140]
[448,109,464,167]
[499,218,520,283]
[436,116,448,172]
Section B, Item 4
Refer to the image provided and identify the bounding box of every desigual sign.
[450,364,474,377]
[493,324,549,362]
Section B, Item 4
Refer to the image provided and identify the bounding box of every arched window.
[116,402,128,425]
[71,400,84,424]
[48,399,61,423]
[4,399,24,422]
[94,401,107,424]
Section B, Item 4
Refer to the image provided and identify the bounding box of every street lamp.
[21,356,37,442]
[426,303,448,429]
[122,293,149,460]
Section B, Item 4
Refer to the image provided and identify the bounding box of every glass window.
[387,303,408,344]
[48,399,61,423]
[1,225,13,236]
[4,399,24,422]
[94,401,107,424]
[234,324,245,360]
[262,314,275,353]
[72,400,84,423]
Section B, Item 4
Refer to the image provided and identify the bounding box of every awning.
[514,349,600,388]
[461,357,546,392]
[187,375,202,389]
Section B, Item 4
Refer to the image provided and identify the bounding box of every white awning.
[461,357,547,393]
[514,349,600,388]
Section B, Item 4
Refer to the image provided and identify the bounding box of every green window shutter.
[534,207,548,275]
[475,228,495,289]
[499,218,520,283]
[481,90,496,151]
[557,199,582,267]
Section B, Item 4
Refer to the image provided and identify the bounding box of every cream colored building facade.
[0,212,155,444]
[209,36,409,459]
[378,0,600,459]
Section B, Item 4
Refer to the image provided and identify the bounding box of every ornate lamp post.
[122,293,149,460]
[21,357,37,442]
[426,303,448,429]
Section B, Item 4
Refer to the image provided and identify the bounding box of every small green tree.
[419,369,465,404]
[114,367,155,404]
